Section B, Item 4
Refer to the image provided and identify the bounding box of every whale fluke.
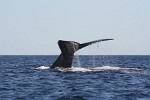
[50,39,114,69]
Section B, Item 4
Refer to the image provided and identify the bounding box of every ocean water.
[0,55,150,100]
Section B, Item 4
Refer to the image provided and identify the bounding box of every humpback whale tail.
[50,39,114,69]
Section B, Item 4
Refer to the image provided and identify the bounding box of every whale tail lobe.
[50,39,113,69]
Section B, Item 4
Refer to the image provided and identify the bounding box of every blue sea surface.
[0,55,150,100]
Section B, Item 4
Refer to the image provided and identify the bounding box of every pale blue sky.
[0,0,150,55]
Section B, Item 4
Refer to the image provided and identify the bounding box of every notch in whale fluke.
[50,39,114,69]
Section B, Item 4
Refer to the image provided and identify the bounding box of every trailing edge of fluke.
[50,39,114,69]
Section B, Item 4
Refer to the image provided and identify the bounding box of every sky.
[0,0,150,55]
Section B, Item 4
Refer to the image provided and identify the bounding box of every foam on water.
[56,67,91,72]
[91,66,142,71]
[33,66,50,70]
[54,66,144,73]
[32,65,149,75]
[90,66,145,74]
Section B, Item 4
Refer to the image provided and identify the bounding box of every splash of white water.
[33,66,50,70]
[55,66,143,73]
[32,65,149,75]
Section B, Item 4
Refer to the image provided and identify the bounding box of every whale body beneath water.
[50,39,114,69]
